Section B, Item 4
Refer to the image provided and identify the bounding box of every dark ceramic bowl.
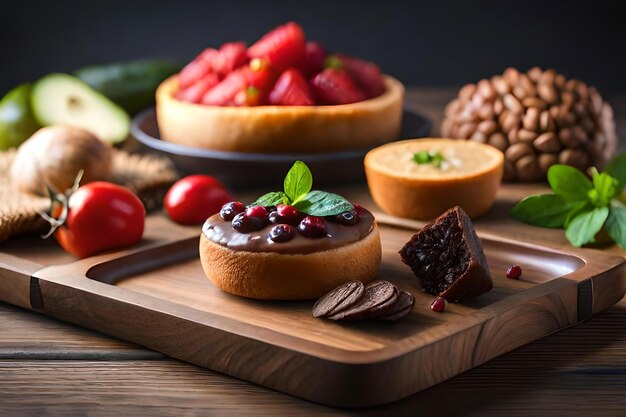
[131,108,431,189]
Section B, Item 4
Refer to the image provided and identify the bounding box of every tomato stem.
[39,170,84,239]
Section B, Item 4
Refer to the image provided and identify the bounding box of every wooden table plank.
[0,302,625,416]
[0,302,161,360]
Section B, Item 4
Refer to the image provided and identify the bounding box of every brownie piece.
[399,206,493,302]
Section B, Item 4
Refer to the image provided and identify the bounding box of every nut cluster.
[442,67,617,181]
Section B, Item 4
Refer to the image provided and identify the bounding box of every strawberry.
[234,87,263,106]
[336,54,385,98]
[248,22,306,71]
[298,41,326,78]
[269,68,315,106]
[179,43,247,90]
[201,69,248,106]
[178,48,216,90]
[213,42,248,77]
[175,72,220,103]
[310,68,366,105]
[243,58,279,104]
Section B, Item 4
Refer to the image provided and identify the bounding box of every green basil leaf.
[547,164,592,202]
[605,152,626,190]
[589,171,618,207]
[565,206,609,247]
[510,194,579,228]
[605,203,626,250]
[251,191,285,207]
[293,190,354,216]
[284,161,312,203]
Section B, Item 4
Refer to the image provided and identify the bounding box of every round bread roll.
[199,223,382,300]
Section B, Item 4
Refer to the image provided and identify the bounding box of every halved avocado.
[0,83,41,150]
[31,73,130,144]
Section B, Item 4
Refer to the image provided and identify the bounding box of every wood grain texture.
[4,218,620,406]
[0,303,625,416]
[0,302,626,417]
[0,302,161,360]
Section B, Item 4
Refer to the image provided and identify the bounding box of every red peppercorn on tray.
[0,206,624,407]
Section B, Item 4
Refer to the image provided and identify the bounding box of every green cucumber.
[75,60,181,115]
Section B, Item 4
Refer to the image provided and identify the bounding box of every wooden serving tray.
[0,214,625,407]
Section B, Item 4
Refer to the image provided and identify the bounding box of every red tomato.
[52,182,145,258]
[164,175,233,225]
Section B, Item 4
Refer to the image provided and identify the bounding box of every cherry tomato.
[52,182,145,258]
[164,175,233,225]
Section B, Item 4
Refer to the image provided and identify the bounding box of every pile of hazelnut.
[442,67,617,181]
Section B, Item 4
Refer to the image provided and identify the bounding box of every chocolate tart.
[199,208,381,300]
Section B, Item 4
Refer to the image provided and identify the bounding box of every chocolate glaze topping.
[202,208,375,255]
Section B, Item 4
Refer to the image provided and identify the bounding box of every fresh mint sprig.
[511,152,626,249]
[251,161,354,216]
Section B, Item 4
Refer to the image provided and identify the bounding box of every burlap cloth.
[0,149,178,242]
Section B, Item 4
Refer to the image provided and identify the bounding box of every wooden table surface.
[1,88,626,416]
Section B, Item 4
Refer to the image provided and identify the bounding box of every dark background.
[1,0,625,96]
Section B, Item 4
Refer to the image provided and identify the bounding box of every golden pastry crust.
[156,75,404,153]
[199,223,382,300]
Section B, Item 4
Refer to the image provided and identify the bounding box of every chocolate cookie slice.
[366,285,399,316]
[312,281,365,318]
[399,206,493,302]
[328,280,397,321]
[378,290,415,321]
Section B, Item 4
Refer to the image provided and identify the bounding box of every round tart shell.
[364,138,504,220]
[199,223,382,300]
[156,75,404,153]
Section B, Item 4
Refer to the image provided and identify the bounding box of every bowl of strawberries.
[132,22,430,186]
[155,22,406,154]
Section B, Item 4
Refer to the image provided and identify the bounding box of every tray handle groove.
[577,279,593,322]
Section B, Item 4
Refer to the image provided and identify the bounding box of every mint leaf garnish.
[510,194,579,228]
[413,150,445,168]
[251,160,354,217]
[606,203,626,249]
[564,200,592,228]
[512,153,626,250]
[413,151,431,164]
[605,152,626,190]
[565,207,609,247]
[284,160,312,203]
[251,191,285,208]
[547,164,593,202]
[294,190,354,216]
[589,170,618,207]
